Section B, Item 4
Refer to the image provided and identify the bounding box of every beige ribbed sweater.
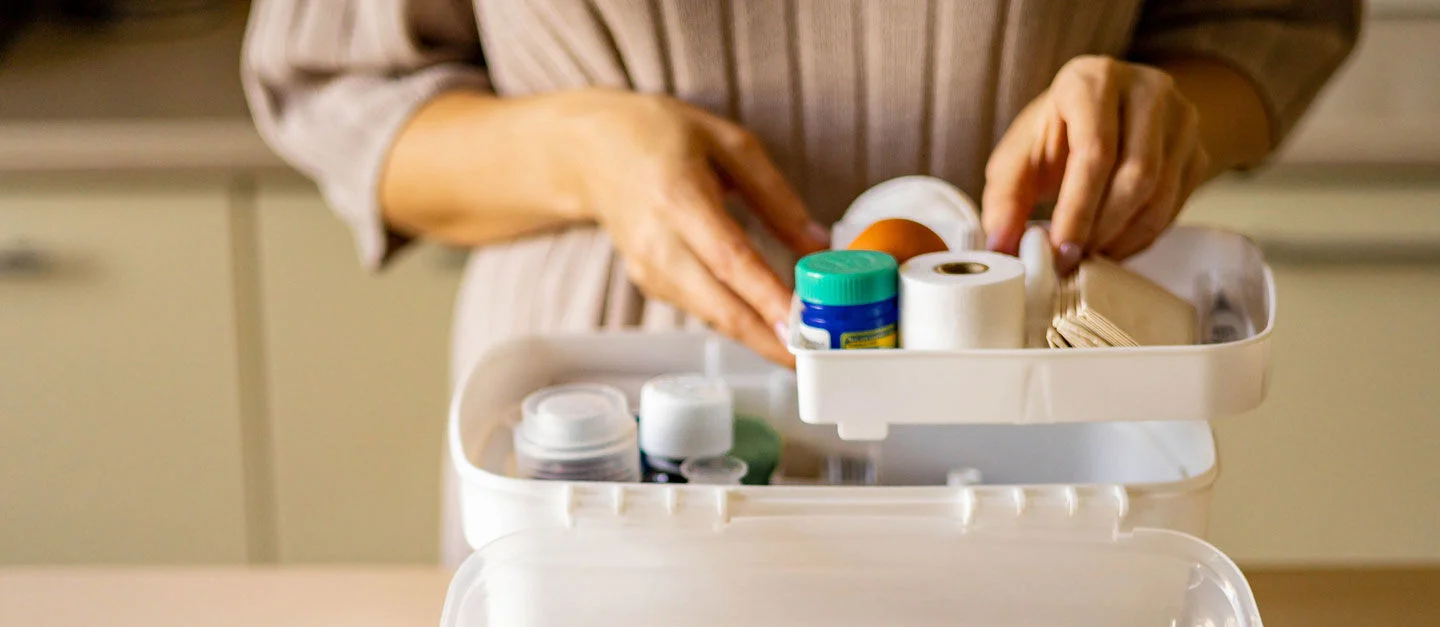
[243,0,1356,377]
[242,0,1355,564]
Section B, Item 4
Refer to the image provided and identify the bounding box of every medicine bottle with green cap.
[794,250,899,350]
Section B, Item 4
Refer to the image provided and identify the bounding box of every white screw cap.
[517,384,633,454]
[639,374,734,460]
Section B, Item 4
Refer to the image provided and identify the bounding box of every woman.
[243,0,1357,564]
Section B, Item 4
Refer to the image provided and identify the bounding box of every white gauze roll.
[899,251,1026,349]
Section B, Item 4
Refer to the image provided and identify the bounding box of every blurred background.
[1,0,1438,580]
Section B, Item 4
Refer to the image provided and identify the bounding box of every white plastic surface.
[441,514,1259,627]
[831,175,985,252]
[789,225,1276,440]
[448,333,1218,556]
[1020,226,1058,348]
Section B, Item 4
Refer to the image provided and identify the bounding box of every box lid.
[440,487,1259,627]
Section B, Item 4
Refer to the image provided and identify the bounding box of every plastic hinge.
[559,483,1127,536]
[561,483,735,528]
[958,485,1129,537]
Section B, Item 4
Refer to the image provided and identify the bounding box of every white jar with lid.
[639,374,734,483]
[514,383,640,482]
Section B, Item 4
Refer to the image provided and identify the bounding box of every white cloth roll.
[899,251,1026,350]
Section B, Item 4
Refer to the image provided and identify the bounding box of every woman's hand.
[982,56,1211,273]
[384,88,824,366]
[559,90,827,365]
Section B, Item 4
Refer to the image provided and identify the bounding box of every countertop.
[0,567,453,627]
[0,567,1437,626]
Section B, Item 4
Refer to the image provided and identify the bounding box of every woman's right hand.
[544,90,828,365]
[384,88,826,365]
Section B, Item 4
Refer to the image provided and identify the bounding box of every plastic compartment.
[788,225,1276,440]
[448,333,1219,556]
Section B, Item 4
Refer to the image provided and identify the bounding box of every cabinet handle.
[0,243,53,277]
[1255,236,1440,266]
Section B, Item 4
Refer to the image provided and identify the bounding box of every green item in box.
[732,414,782,486]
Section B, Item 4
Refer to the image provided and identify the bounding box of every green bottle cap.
[794,250,898,306]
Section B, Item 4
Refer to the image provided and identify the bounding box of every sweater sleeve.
[242,0,491,269]
[1128,0,1361,149]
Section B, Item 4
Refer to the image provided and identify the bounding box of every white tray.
[787,225,1275,440]
[449,333,1219,552]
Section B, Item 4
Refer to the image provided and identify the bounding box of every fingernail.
[774,321,791,344]
[987,227,1019,256]
[804,221,831,249]
[986,232,1007,253]
[1057,242,1083,276]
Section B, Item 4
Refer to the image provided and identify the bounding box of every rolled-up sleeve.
[1128,0,1361,148]
[242,0,491,269]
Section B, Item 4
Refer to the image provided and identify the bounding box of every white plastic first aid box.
[443,338,1258,626]
[439,177,1275,625]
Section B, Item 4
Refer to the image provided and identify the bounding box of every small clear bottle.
[513,384,640,482]
[680,456,749,485]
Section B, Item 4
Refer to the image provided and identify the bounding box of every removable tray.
[787,225,1275,440]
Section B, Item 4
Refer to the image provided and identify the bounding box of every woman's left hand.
[982,55,1210,273]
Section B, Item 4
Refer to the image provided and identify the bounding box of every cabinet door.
[255,181,460,563]
[0,178,248,564]
[1183,175,1440,564]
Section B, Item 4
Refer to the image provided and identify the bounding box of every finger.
[1104,148,1202,260]
[1090,81,1167,251]
[982,117,1043,255]
[1102,96,1199,260]
[1033,103,1071,197]
[661,162,795,326]
[1048,65,1122,260]
[686,108,828,255]
[660,242,795,367]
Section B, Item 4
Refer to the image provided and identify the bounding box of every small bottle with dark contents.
[513,384,641,482]
[638,374,734,484]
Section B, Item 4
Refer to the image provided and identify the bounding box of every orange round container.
[845,218,949,264]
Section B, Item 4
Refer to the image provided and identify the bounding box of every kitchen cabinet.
[253,181,461,563]
[0,177,250,564]
[1183,174,1440,564]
